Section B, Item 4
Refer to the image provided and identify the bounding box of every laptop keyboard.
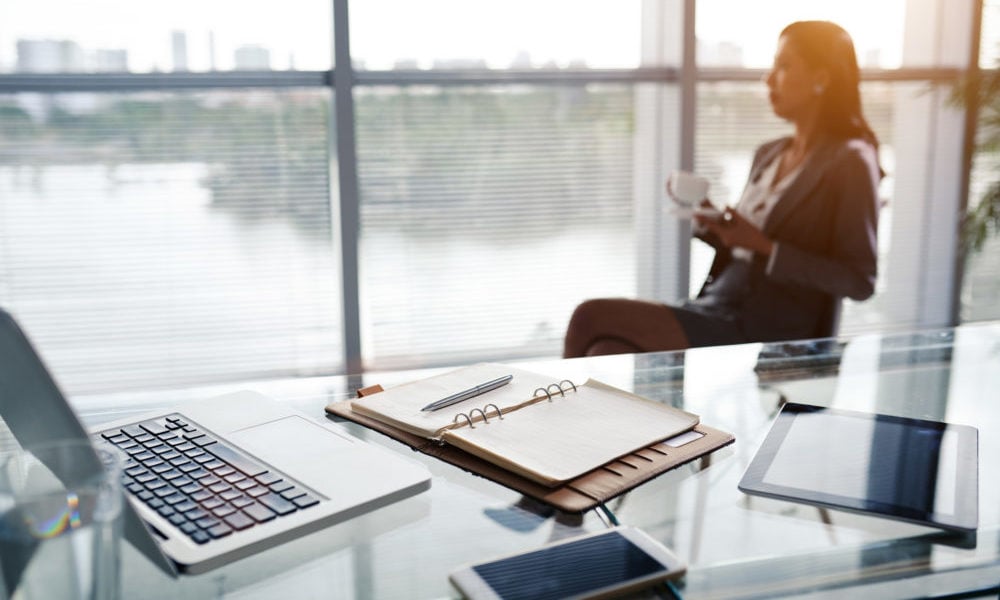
[96,413,320,545]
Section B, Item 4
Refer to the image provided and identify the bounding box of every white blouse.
[730,152,803,264]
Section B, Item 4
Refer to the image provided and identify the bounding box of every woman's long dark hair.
[780,21,880,154]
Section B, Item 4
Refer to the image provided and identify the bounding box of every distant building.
[393,58,420,70]
[431,58,488,70]
[17,39,85,73]
[172,31,189,72]
[863,49,882,68]
[234,45,271,70]
[93,49,128,72]
[509,51,533,69]
[697,40,744,66]
[208,31,217,71]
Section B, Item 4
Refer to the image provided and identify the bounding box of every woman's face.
[765,36,826,122]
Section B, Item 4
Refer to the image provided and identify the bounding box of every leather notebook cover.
[325,385,735,513]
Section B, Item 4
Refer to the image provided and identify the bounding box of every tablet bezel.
[738,402,979,533]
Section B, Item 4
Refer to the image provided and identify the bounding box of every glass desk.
[71,324,1000,599]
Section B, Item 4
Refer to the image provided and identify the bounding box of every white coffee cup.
[666,170,710,207]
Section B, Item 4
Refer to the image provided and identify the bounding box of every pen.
[420,374,514,412]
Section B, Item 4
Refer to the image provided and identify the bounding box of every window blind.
[354,84,652,369]
[0,89,341,393]
[964,0,1000,322]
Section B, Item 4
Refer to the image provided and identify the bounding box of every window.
[354,83,657,368]
[0,1,986,395]
[0,0,331,73]
[695,0,906,68]
[0,90,341,392]
[350,1,645,70]
[963,0,1000,322]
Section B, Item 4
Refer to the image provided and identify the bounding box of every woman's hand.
[695,207,775,256]
[690,199,720,237]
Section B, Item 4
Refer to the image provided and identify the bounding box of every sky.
[1,0,907,73]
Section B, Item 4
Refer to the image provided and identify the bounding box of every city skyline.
[9,34,749,74]
[1,0,904,73]
[7,31,892,76]
[10,34,293,74]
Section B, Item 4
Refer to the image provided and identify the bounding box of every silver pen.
[420,374,514,412]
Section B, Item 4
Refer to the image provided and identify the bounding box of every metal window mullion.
[352,67,678,86]
[0,67,963,95]
[0,71,327,92]
[332,0,362,375]
[673,0,698,299]
[679,1,697,174]
[952,0,984,325]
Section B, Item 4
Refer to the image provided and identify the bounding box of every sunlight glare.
[696,0,906,68]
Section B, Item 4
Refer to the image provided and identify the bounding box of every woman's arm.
[765,141,880,300]
[693,140,779,251]
[698,140,880,300]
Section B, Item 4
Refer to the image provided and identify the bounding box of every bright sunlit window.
[0,0,332,72]
[0,0,987,394]
[350,0,644,70]
[696,0,906,67]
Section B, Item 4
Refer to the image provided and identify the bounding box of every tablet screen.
[471,531,663,600]
[739,403,978,532]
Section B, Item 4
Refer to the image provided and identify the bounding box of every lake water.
[0,163,639,393]
[0,154,925,395]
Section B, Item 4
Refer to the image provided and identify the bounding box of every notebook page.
[440,379,699,486]
[350,363,560,438]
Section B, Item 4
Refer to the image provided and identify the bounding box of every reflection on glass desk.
[65,323,1000,599]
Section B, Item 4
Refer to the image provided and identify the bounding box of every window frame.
[0,0,984,382]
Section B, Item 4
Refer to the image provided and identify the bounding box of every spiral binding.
[453,403,502,428]
[532,379,577,402]
[452,379,578,429]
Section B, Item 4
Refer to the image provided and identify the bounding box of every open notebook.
[327,363,734,510]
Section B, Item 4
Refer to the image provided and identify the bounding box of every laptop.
[0,307,431,575]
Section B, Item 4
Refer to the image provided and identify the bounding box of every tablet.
[739,403,979,533]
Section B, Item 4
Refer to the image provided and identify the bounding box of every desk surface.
[74,324,1000,599]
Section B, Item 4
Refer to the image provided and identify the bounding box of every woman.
[564,21,882,357]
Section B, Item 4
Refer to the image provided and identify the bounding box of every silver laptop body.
[0,308,430,575]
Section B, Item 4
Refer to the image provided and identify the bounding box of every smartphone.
[448,527,686,600]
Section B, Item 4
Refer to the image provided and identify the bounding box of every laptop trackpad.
[227,416,356,495]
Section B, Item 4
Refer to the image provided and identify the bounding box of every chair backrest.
[811,295,842,339]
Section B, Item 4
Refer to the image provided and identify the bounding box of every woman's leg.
[563,298,691,358]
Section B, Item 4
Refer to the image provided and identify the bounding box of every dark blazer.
[695,135,881,342]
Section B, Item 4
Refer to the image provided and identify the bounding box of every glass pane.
[0,0,332,73]
[981,0,1000,67]
[693,81,944,336]
[696,0,906,68]
[350,1,645,70]
[355,84,646,368]
[964,145,1000,322]
[964,0,1000,321]
[0,89,341,393]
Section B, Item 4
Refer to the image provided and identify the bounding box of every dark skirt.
[671,259,754,348]
[672,302,747,348]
